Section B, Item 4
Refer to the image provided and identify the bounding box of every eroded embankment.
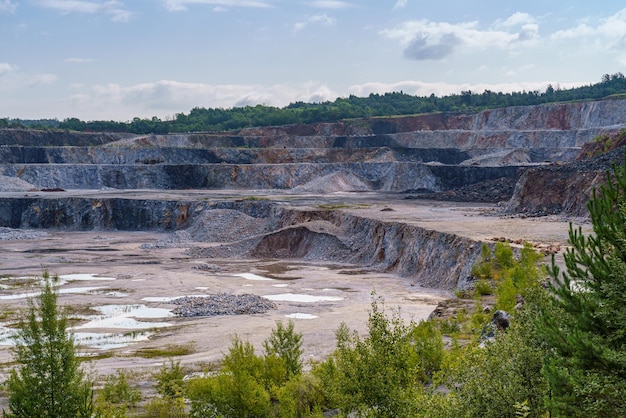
[0,197,480,290]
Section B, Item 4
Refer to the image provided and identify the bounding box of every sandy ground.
[0,190,589,379]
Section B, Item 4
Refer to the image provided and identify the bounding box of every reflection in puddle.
[75,332,150,350]
[74,304,173,330]
[272,284,289,288]
[286,313,318,319]
[265,293,344,302]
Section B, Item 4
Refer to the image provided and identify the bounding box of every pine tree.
[538,155,626,416]
[4,271,95,417]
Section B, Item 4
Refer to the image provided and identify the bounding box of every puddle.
[265,293,344,303]
[272,284,289,288]
[74,304,173,330]
[74,331,151,350]
[234,273,274,281]
[59,273,117,282]
[0,286,107,300]
[286,313,318,319]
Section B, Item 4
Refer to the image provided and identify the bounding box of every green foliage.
[154,358,186,400]
[470,242,543,313]
[96,370,142,417]
[263,320,303,379]
[436,312,549,418]
[4,271,95,418]
[141,397,187,418]
[276,374,325,418]
[187,336,272,418]
[473,279,493,296]
[317,295,441,416]
[537,152,626,416]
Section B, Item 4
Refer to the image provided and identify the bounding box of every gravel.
[171,293,277,317]
[0,175,38,192]
[0,227,48,240]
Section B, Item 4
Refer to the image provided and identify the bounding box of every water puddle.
[234,273,274,281]
[286,313,318,319]
[59,273,117,282]
[265,293,344,303]
[75,331,151,350]
[74,304,173,330]
[0,286,108,300]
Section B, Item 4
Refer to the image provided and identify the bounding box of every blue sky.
[1,1,626,121]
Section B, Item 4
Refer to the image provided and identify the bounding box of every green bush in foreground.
[4,272,95,418]
[537,154,626,416]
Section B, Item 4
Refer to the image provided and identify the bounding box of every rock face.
[2,99,625,193]
[0,197,480,289]
[2,99,626,289]
[504,146,626,217]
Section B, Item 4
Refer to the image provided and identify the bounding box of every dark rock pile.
[171,293,277,317]
[405,176,517,203]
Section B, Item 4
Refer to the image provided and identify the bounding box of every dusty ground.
[0,190,589,380]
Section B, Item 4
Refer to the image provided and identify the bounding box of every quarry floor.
[0,190,588,380]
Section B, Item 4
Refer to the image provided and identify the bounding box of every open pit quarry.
[0,99,625,376]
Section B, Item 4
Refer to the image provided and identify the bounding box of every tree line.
[2,73,626,134]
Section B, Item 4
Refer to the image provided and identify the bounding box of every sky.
[1,1,626,121]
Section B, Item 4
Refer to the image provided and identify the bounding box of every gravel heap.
[0,175,38,192]
[171,293,277,317]
[185,209,269,243]
[0,227,48,240]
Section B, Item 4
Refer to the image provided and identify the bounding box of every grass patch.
[133,344,195,358]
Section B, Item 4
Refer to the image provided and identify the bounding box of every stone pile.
[171,293,277,317]
[0,227,48,240]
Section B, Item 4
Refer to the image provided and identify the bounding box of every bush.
[96,370,141,417]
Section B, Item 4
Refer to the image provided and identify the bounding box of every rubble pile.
[171,293,277,317]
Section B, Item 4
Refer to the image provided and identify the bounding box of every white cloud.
[310,1,352,10]
[37,0,133,22]
[163,0,272,12]
[552,8,626,41]
[0,63,17,75]
[393,0,407,11]
[381,13,540,61]
[293,13,336,34]
[550,8,626,58]
[499,12,536,28]
[60,80,339,120]
[0,65,57,92]
[0,0,17,13]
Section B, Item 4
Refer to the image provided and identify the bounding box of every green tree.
[317,295,429,416]
[4,271,95,417]
[537,155,626,416]
[187,336,271,418]
[95,370,142,417]
[263,320,303,379]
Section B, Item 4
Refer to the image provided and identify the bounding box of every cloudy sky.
[1,1,626,121]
